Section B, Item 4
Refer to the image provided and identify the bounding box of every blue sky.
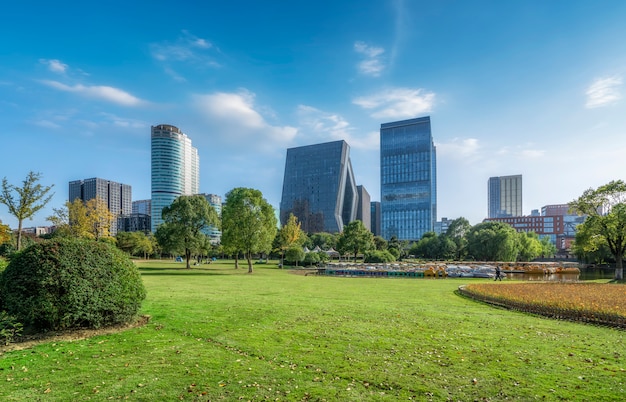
[2,1,626,229]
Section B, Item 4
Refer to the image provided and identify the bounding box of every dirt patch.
[0,315,151,354]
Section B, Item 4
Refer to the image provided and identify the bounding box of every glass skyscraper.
[488,175,522,218]
[280,140,357,233]
[151,124,199,232]
[380,116,437,241]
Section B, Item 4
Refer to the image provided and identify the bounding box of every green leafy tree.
[446,217,471,260]
[337,220,374,261]
[373,235,388,251]
[48,197,115,240]
[387,236,408,260]
[517,232,543,262]
[308,232,338,250]
[466,221,519,262]
[277,213,306,267]
[155,195,219,269]
[0,171,54,250]
[570,180,626,280]
[286,246,305,266]
[221,188,277,273]
[539,236,557,258]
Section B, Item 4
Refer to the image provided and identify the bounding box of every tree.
[0,171,54,250]
[517,232,543,262]
[48,197,114,239]
[570,180,626,280]
[540,236,557,258]
[221,188,277,273]
[307,232,338,250]
[387,236,408,260]
[277,213,306,267]
[286,246,305,266]
[336,220,374,261]
[466,221,519,262]
[155,195,219,269]
[446,217,471,260]
[0,220,11,246]
[373,236,388,251]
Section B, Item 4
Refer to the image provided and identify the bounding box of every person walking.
[494,266,503,281]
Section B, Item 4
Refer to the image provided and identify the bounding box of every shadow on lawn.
[138,267,234,276]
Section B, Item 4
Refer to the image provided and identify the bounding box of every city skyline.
[2,1,626,229]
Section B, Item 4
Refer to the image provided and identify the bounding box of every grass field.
[1,259,624,401]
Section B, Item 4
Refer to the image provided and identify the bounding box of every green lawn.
[1,259,624,401]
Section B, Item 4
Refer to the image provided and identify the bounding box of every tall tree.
[570,180,626,280]
[221,188,277,273]
[466,221,519,262]
[0,171,54,250]
[277,213,306,267]
[155,195,219,269]
[446,217,471,260]
[517,232,543,262]
[337,220,374,261]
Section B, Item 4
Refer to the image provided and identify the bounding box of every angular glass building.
[488,174,522,218]
[151,124,199,232]
[280,140,357,233]
[380,116,437,241]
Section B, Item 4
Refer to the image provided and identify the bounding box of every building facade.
[370,201,381,237]
[380,116,437,241]
[200,193,222,244]
[151,124,199,232]
[279,140,358,233]
[488,175,522,218]
[117,213,151,234]
[132,199,151,216]
[356,185,371,231]
[68,177,132,235]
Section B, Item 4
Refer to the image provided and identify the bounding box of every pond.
[507,268,616,282]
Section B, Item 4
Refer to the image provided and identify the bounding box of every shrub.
[303,251,320,266]
[0,238,146,331]
[364,250,396,263]
[0,311,23,345]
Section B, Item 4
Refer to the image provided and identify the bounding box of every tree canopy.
[155,195,219,269]
[570,180,626,280]
[221,188,277,273]
[276,213,306,267]
[0,171,54,250]
[337,220,374,261]
[466,221,519,262]
[48,197,115,240]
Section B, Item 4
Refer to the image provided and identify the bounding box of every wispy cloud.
[353,87,435,119]
[40,80,145,106]
[297,105,378,150]
[585,75,622,108]
[193,90,297,150]
[151,30,220,81]
[354,41,385,77]
[436,138,481,159]
[32,119,61,129]
[39,59,68,74]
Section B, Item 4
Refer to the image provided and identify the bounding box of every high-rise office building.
[68,177,132,236]
[151,124,199,232]
[200,193,222,244]
[356,185,371,231]
[370,201,381,237]
[488,174,522,218]
[380,116,437,241]
[132,199,151,216]
[280,140,358,233]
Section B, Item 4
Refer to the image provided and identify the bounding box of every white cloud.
[353,87,435,119]
[193,90,297,150]
[436,138,480,159]
[354,41,385,77]
[150,30,219,77]
[32,119,61,129]
[297,105,378,150]
[40,59,68,74]
[40,80,145,106]
[585,75,622,108]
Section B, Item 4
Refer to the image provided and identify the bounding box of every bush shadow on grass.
[138,267,233,276]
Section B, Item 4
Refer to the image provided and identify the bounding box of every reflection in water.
[507,269,616,282]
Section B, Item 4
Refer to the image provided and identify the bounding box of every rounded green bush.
[0,238,146,331]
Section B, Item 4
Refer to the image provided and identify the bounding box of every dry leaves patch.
[461,283,626,328]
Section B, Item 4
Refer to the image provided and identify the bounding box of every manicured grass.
[1,259,625,401]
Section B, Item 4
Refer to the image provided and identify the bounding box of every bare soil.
[0,315,151,354]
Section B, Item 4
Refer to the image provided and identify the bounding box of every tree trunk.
[185,248,192,269]
[247,251,253,273]
[234,254,239,269]
[17,219,23,251]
